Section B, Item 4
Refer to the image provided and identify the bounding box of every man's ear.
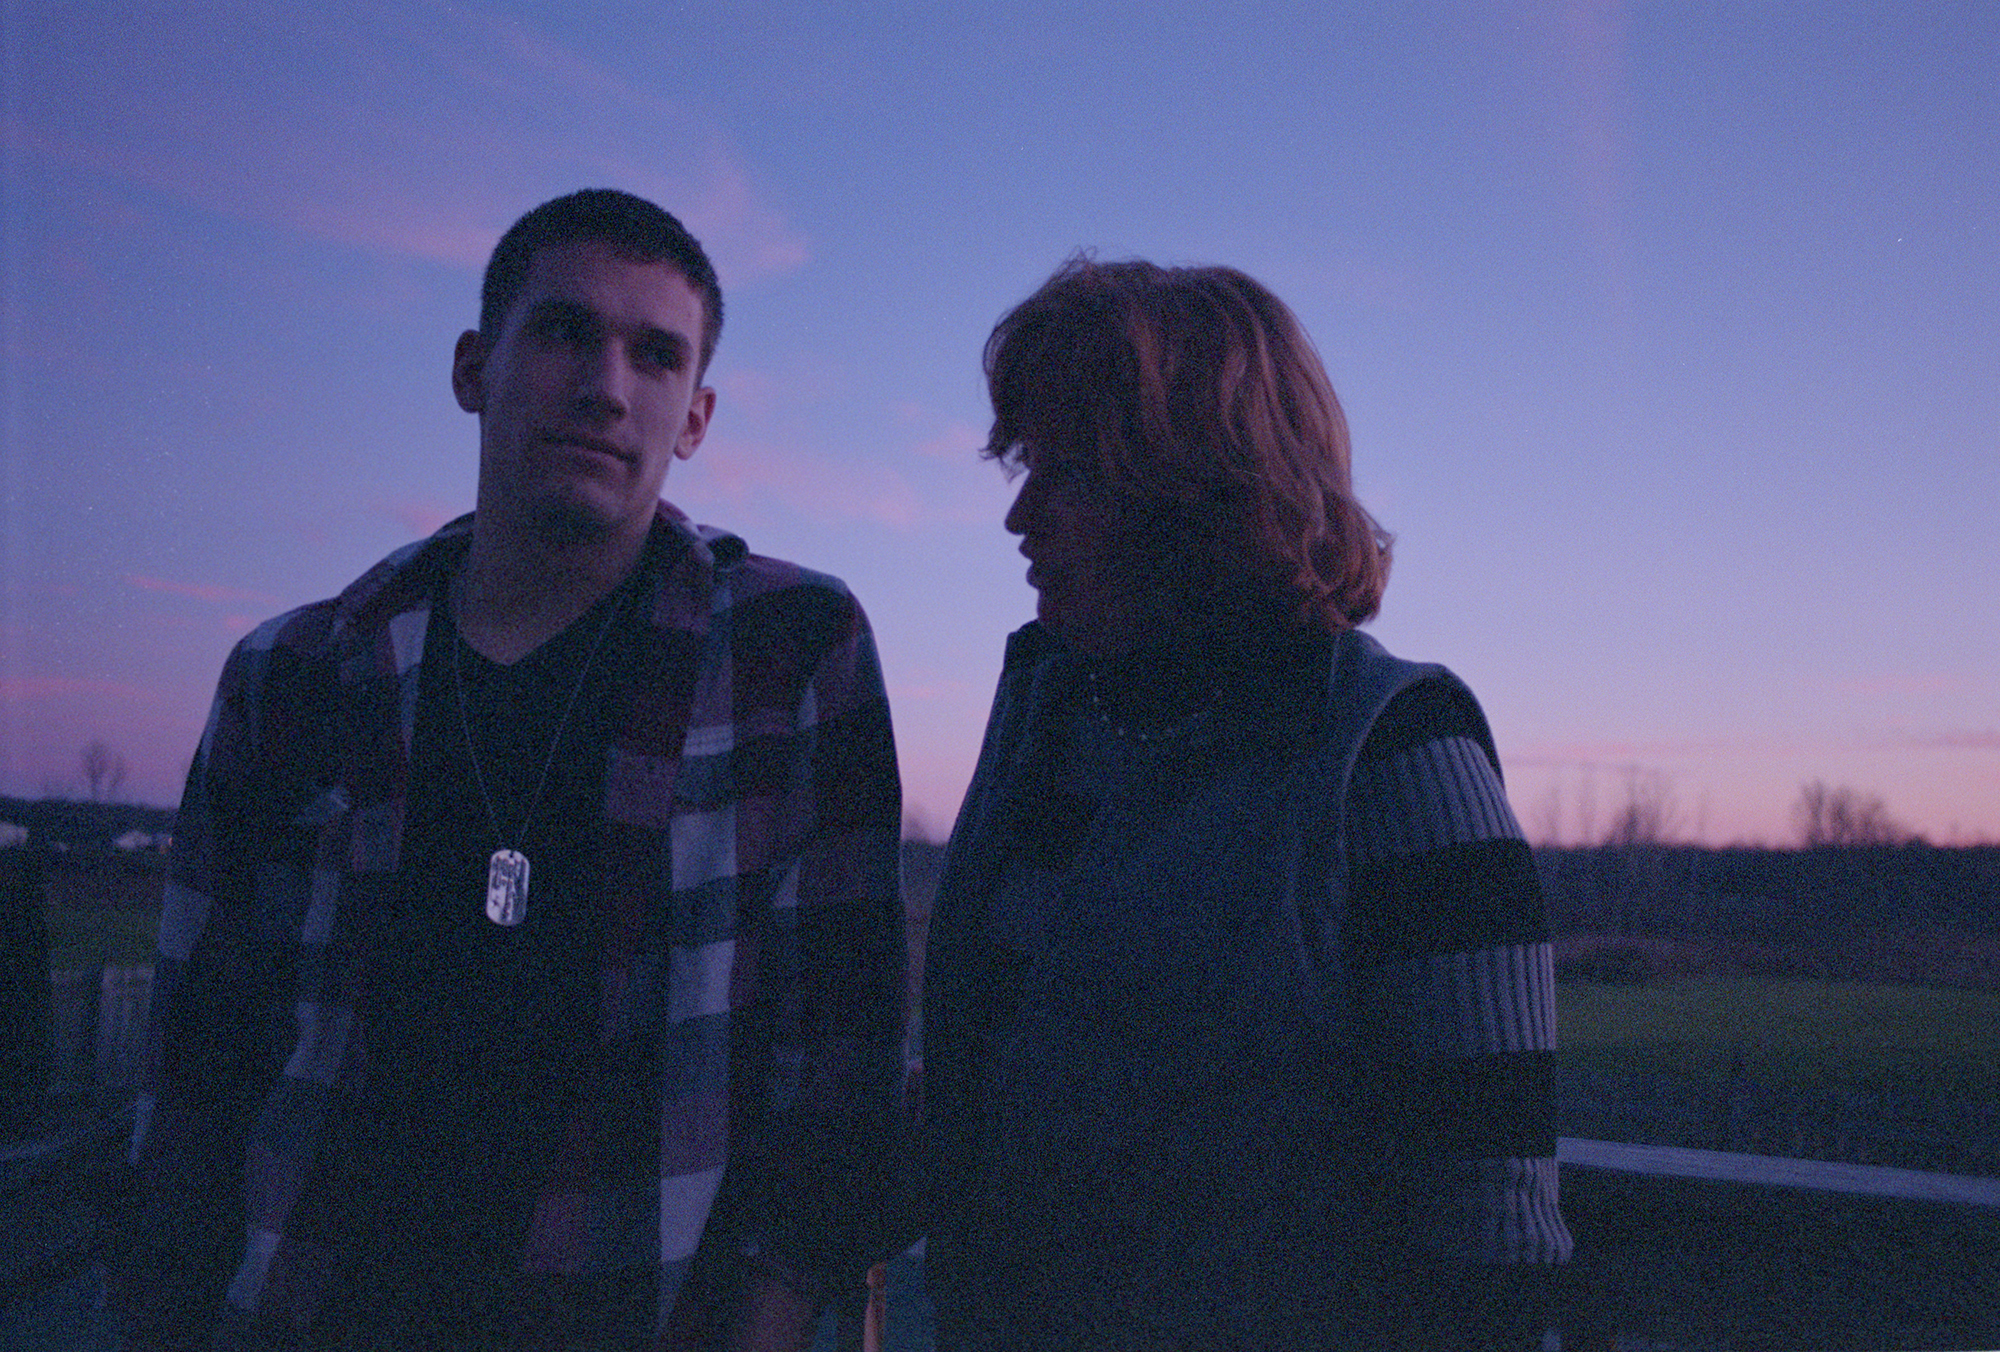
[675,385,717,462]
[451,330,488,414]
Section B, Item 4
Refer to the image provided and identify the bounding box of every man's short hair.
[984,255,1392,634]
[481,188,724,377]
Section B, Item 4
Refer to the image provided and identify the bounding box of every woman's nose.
[1004,475,1039,536]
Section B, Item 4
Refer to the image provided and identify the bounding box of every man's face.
[453,238,714,542]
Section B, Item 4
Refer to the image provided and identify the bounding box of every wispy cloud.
[693,409,1010,529]
[1517,725,2000,766]
[1916,730,2000,751]
[1484,0,1633,326]
[0,675,162,703]
[12,0,808,284]
[1832,672,1978,698]
[889,679,981,702]
[1556,0,1634,305]
[696,436,926,528]
[1295,253,1426,313]
[124,574,285,608]
[1508,738,1744,768]
[908,420,987,463]
[379,499,461,541]
[714,364,843,418]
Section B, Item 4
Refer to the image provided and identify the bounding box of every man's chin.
[523,490,638,544]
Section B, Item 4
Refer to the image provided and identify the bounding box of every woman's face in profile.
[1003,443,1179,654]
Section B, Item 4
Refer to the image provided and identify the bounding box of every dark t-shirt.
[304,559,661,1347]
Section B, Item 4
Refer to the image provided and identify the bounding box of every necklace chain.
[1081,665,1220,744]
[451,581,629,856]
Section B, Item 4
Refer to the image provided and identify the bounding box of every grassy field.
[38,861,2000,1105]
[45,904,159,970]
[32,856,166,970]
[1559,976,2000,1100]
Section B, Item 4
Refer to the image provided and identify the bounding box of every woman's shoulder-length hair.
[984,255,1391,634]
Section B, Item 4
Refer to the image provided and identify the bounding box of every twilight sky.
[3,0,1995,844]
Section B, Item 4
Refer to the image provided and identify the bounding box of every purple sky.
[4,0,1996,844]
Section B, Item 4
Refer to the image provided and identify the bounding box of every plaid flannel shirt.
[116,504,908,1346]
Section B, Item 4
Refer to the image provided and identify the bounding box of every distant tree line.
[1536,841,2000,946]
[1525,774,1999,946]
[14,767,1993,962]
[0,796,176,854]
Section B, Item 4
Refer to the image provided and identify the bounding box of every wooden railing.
[1557,1135,2000,1208]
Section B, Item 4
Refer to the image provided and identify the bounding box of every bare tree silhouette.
[79,739,129,803]
[1602,770,1680,847]
[1792,780,1920,847]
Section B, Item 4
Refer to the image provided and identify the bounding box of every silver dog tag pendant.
[485,848,530,926]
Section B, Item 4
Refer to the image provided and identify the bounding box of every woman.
[922,258,1573,1350]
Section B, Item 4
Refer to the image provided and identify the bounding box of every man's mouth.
[550,433,631,464]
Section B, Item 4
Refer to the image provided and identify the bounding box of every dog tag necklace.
[453,585,627,927]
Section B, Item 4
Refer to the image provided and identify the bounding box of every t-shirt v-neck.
[291,547,682,1345]
[358,566,640,1180]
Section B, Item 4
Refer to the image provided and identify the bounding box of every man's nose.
[571,343,631,419]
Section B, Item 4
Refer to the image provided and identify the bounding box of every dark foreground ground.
[8,1119,1996,1352]
[1559,1164,1999,1350]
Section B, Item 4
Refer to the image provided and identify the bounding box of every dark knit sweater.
[923,624,1571,1350]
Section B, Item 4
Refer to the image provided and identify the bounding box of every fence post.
[1,841,54,1135]
[46,963,106,1097]
[95,965,153,1100]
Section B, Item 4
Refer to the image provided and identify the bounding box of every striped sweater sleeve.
[1344,679,1573,1345]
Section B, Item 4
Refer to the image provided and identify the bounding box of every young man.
[112,190,908,1351]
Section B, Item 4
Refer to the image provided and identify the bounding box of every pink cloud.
[714,367,793,419]
[909,421,987,463]
[0,675,160,703]
[124,574,285,607]
[675,153,811,283]
[697,437,925,529]
[1919,730,2000,751]
[1558,0,1633,263]
[1299,254,1425,313]
[12,0,808,282]
[1507,738,1739,768]
[380,500,461,540]
[1833,672,1977,698]
[888,679,981,702]
[1479,0,1632,324]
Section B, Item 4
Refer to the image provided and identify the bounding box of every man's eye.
[636,342,684,373]
[535,312,590,344]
